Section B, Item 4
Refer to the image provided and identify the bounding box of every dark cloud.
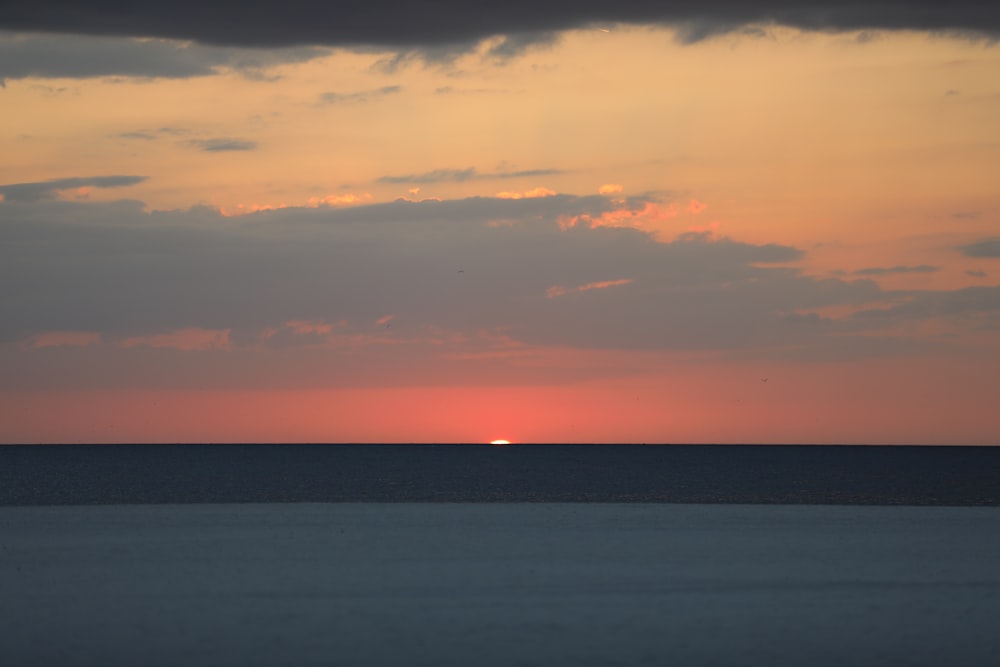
[379,168,477,184]
[966,270,988,278]
[3,2,998,50]
[378,167,564,184]
[0,31,328,82]
[0,175,146,202]
[854,285,1000,323]
[852,265,939,276]
[484,31,561,61]
[319,85,401,104]
[959,238,1000,258]
[0,189,952,367]
[187,138,258,152]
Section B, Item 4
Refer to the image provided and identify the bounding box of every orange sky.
[1,24,999,443]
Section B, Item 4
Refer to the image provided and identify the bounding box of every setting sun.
[489,440,511,446]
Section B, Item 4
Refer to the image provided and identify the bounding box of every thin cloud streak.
[851,265,939,276]
[187,138,258,152]
[319,85,401,104]
[379,167,564,184]
[0,175,146,202]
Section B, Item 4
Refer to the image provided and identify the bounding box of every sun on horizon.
[489,440,511,446]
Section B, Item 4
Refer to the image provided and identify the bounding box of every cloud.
[967,270,988,278]
[121,328,232,351]
[854,285,1000,324]
[5,191,1000,390]
[851,265,939,276]
[2,2,997,50]
[117,131,157,140]
[496,188,557,199]
[0,190,922,359]
[433,86,514,95]
[952,210,982,220]
[483,31,560,61]
[22,331,101,349]
[0,175,146,202]
[378,167,563,184]
[0,31,328,82]
[959,238,1000,258]
[547,278,633,299]
[187,138,258,152]
[380,168,477,184]
[319,85,401,104]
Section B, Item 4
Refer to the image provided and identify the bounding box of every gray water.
[2,503,998,666]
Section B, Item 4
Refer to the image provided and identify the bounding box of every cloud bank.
[0,175,147,202]
[0,31,328,82]
[5,189,996,364]
[3,1,998,49]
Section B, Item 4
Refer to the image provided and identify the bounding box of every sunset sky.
[2,2,999,443]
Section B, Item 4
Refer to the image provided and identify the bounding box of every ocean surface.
[3,445,999,666]
[2,443,998,506]
[3,502,999,667]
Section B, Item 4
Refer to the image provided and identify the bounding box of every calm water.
[3,444,998,506]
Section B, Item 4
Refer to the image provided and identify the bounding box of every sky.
[2,1,999,444]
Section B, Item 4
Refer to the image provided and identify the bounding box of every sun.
[489,439,511,446]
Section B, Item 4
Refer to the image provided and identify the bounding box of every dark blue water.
[2,444,998,506]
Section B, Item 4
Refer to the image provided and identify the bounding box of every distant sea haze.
[2,444,998,506]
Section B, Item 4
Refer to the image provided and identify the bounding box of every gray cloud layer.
[2,2,998,49]
[0,175,146,202]
[0,31,327,82]
[960,238,1000,258]
[851,265,939,276]
[5,190,996,367]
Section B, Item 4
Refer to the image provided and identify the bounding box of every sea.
[2,443,998,506]
[3,444,999,666]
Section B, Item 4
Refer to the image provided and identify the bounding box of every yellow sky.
[3,29,997,280]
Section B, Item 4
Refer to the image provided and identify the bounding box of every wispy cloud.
[187,138,258,152]
[116,131,157,140]
[0,175,146,202]
[121,328,232,351]
[22,331,101,350]
[959,238,1000,258]
[378,167,563,184]
[851,265,939,276]
[546,278,633,299]
[434,86,516,95]
[319,85,401,104]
